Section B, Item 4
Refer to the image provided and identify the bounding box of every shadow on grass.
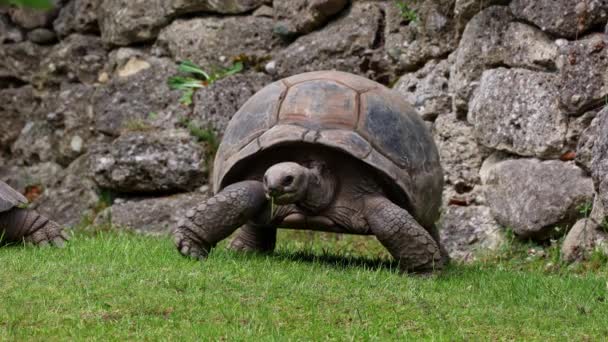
[269,248,400,273]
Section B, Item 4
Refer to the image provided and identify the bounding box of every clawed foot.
[24,219,70,248]
[174,219,212,260]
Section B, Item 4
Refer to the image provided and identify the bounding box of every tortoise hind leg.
[174,180,268,259]
[229,223,277,253]
[364,196,444,273]
[0,208,69,247]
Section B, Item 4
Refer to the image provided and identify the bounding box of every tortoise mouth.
[266,191,298,204]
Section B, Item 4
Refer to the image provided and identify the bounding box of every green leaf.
[178,60,210,80]
[167,76,205,90]
[179,88,194,106]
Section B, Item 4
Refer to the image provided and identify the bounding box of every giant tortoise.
[174,70,446,272]
[0,180,69,246]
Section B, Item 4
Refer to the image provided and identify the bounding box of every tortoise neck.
[299,161,336,213]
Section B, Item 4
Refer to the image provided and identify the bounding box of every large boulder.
[482,158,594,239]
[93,53,187,136]
[34,154,101,227]
[35,34,107,86]
[591,105,608,213]
[393,58,451,121]
[53,0,100,37]
[92,129,207,193]
[0,41,49,84]
[273,2,384,80]
[450,6,557,115]
[469,68,567,158]
[432,113,485,194]
[385,0,459,71]
[557,33,608,115]
[439,205,505,262]
[510,0,608,39]
[94,192,209,235]
[156,15,277,69]
[272,0,348,38]
[191,72,272,137]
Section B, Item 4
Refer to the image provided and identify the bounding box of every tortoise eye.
[282,175,294,186]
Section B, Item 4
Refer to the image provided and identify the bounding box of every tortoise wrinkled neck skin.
[263,161,336,212]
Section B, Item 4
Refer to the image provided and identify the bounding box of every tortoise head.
[263,161,335,209]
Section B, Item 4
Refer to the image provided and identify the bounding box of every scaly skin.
[228,223,277,253]
[0,207,69,247]
[174,180,268,259]
[365,196,444,273]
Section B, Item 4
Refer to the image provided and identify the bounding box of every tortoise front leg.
[364,196,444,273]
[0,208,69,247]
[174,180,268,259]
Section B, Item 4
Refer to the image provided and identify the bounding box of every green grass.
[1,230,607,340]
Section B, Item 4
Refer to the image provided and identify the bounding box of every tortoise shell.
[213,71,443,228]
[0,180,28,212]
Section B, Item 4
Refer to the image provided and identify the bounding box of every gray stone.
[0,162,63,194]
[191,72,272,137]
[439,205,505,262]
[483,158,594,239]
[98,0,168,46]
[393,59,451,121]
[156,15,277,69]
[453,0,510,31]
[33,154,101,227]
[273,0,348,37]
[450,6,557,115]
[385,0,459,71]
[93,54,187,136]
[0,41,49,83]
[35,34,107,85]
[169,0,266,15]
[92,129,207,193]
[11,121,56,164]
[510,0,608,39]
[469,68,567,158]
[557,34,608,115]
[562,218,608,263]
[94,192,209,235]
[26,27,56,44]
[274,2,383,80]
[0,14,23,44]
[576,112,602,172]
[0,86,43,151]
[8,3,59,29]
[592,106,608,212]
[53,0,100,37]
[433,113,485,194]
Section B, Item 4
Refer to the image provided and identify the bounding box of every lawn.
[1,229,607,341]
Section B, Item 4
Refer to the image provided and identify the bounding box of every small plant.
[0,0,52,8]
[578,201,593,218]
[394,0,418,22]
[168,60,243,106]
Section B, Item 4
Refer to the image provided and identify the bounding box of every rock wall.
[1,0,607,262]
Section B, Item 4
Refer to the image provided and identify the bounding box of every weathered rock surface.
[482,158,594,239]
[510,0,608,39]
[557,34,608,115]
[169,0,266,15]
[274,2,383,80]
[576,112,602,172]
[35,34,107,85]
[8,3,59,29]
[562,217,608,263]
[0,162,63,194]
[385,0,459,71]
[98,0,168,46]
[26,27,56,44]
[93,54,187,136]
[273,0,348,37]
[433,113,484,193]
[393,59,451,121]
[0,14,24,44]
[0,86,43,151]
[439,205,505,262]
[191,72,272,137]
[53,0,100,37]
[453,0,510,31]
[92,130,207,193]
[591,106,608,212]
[469,68,567,158]
[156,15,277,69]
[450,6,557,115]
[34,154,100,227]
[0,41,49,83]
[94,192,208,235]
